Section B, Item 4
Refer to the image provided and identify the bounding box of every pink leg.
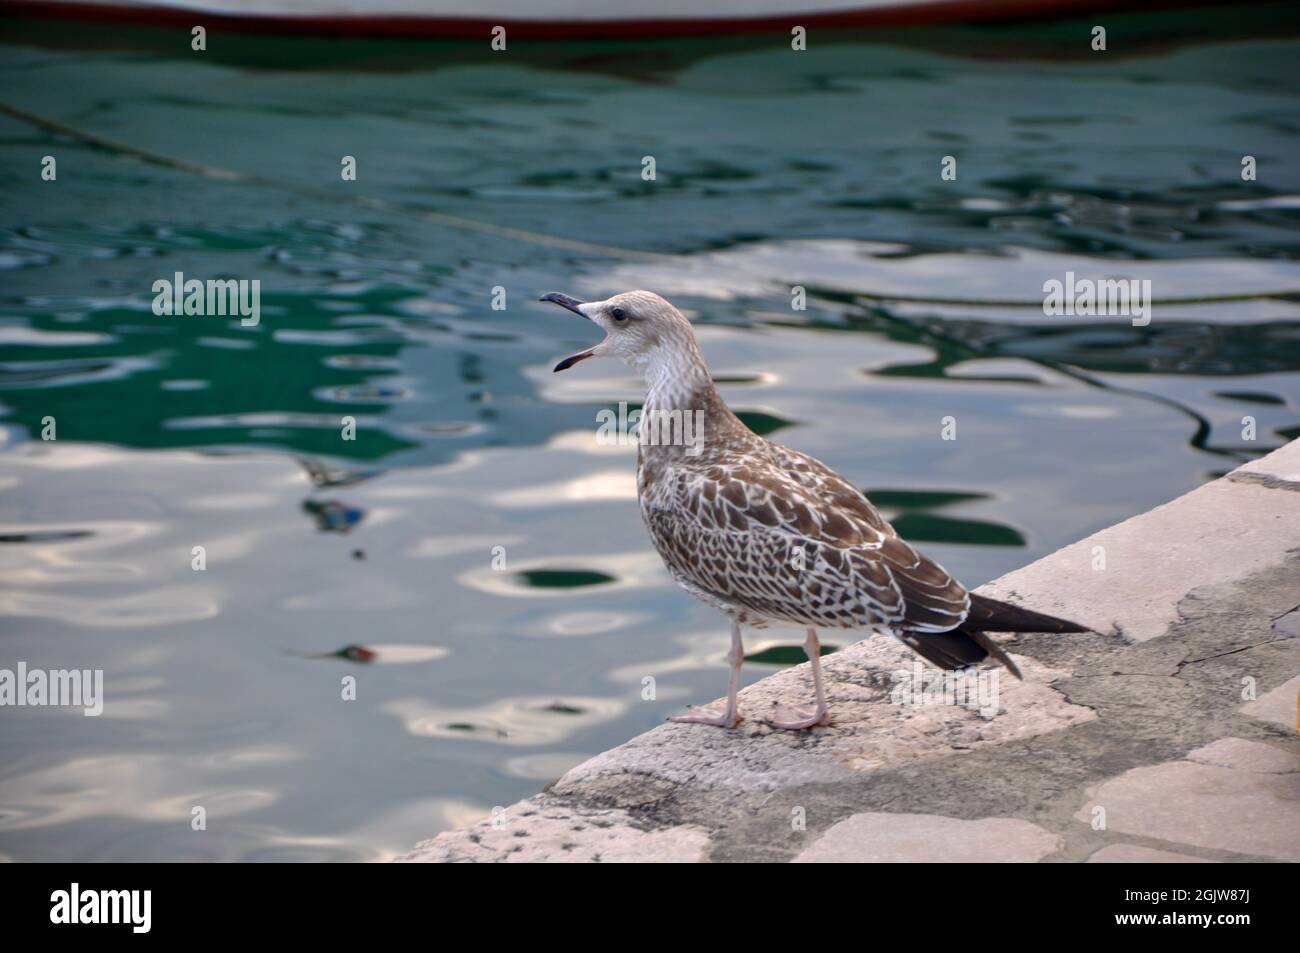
[670,619,744,728]
[770,628,831,730]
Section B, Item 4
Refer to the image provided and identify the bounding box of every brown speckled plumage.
[637,386,971,636]
[543,289,1086,727]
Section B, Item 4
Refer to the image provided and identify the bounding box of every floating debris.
[297,456,384,488]
[302,499,365,533]
[284,643,448,665]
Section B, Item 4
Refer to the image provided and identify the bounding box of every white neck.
[643,341,714,413]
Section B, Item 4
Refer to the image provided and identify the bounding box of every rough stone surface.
[1240,674,1300,732]
[403,440,1300,862]
[1188,737,1299,774]
[979,479,1299,644]
[1073,740,1300,862]
[793,813,1061,863]
[552,646,1092,793]
[1086,845,1217,863]
[394,801,711,863]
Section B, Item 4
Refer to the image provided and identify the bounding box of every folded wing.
[640,442,971,633]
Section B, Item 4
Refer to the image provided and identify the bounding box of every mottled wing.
[641,444,970,632]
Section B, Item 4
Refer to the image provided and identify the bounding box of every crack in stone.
[1228,471,1300,492]
[1177,637,1291,670]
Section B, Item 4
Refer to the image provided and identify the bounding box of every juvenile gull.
[542,290,1086,729]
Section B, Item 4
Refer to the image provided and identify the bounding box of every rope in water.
[0,100,673,264]
[3,98,1297,307]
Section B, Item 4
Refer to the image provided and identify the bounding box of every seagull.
[541,290,1086,730]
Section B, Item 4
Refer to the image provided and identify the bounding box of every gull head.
[541,290,698,373]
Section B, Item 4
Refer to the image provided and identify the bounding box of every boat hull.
[0,0,1220,39]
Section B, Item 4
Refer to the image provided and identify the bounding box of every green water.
[1,8,1299,860]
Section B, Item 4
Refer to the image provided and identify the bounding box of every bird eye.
[610,306,627,322]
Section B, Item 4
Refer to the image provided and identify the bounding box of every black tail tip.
[969,593,1089,634]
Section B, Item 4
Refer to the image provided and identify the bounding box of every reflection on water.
[385,695,628,746]
[745,644,840,666]
[2,13,1300,860]
[865,489,1027,546]
[517,569,619,589]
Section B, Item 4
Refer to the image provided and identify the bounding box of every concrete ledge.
[398,441,1300,863]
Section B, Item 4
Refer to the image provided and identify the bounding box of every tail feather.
[897,596,1088,681]
[968,630,1023,680]
[897,630,992,672]
[966,593,1087,634]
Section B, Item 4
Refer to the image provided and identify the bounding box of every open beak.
[540,292,598,372]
